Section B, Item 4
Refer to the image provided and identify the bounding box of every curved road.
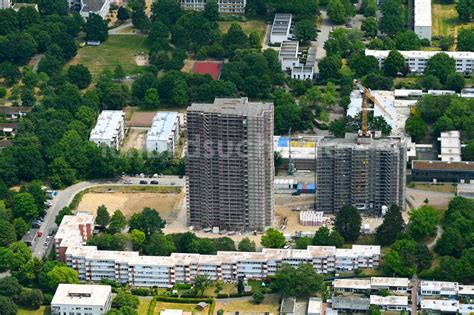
[32,176,185,259]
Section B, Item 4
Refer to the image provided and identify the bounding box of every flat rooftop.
[333,278,371,290]
[412,160,474,171]
[420,280,459,292]
[51,284,111,306]
[366,49,474,59]
[421,299,459,312]
[90,110,124,141]
[187,98,273,116]
[370,295,408,306]
[414,0,432,27]
[147,112,179,142]
[370,277,410,288]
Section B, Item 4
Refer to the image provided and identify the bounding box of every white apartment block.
[146,112,180,154]
[0,0,11,9]
[51,284,112,315]
[179,0,246,13]
[89,110,125,150]
[63,244,380,287]
[55,213,95,262]
[414,0,432,40]
[366,50,474,75]
[438,131,461,162]
[270,13,292,44]
[370,295,410,312]
[292,66,314,80]
[333,277,410,294]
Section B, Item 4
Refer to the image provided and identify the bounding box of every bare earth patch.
[77,191,184,220]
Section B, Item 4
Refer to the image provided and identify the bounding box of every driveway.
[315,10,331,60]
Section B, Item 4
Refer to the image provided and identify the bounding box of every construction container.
[274,178,297,190]
[297,183,316,194]
[297,184,303,193]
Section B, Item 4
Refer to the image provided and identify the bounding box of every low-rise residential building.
[55,213,95,262]
[270,13,292,44]
[308,297,323,315]
[438,131,461,162]
[80,0,111,18]
[291,66,314,80]
[146,112,180,154]
[51,284,112,315]
[331,296,370,313]
[366,50,474,74]
[0,0,11,9]
[414,0,432,40]
[411,160,474,183]
[279,40,300,71]
[420,281,459,298]
[370,295,410,312]
[0,106,31,120]
[420,299,459,314]
[458,285,474,300]
[179,0,246,13]
[89,110,125,150]
[370,277,410,294]
[333,277,410,294]
[333,279,371,294]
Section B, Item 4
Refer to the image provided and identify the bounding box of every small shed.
[197,302,208,310]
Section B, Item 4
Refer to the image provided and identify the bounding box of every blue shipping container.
[297,184,303,192]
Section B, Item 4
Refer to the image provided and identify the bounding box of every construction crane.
[355,82,394,137]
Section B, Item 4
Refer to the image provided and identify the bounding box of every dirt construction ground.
[77,191,185,221]
[122,128,146,151]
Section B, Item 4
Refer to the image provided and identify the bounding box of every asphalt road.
[315,10,331,61]
[31,176,185,259]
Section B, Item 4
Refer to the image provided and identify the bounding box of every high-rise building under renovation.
[316,134,406,213]
[186,98,274,231]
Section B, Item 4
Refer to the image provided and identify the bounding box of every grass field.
[218,19,267,37]
[69,35,149,81]
[215,294,280,313]
[408,182,457,193]
[154,302,206,315]
[18,307,50,315]
[432,0,474,39]
[138,297,152,315]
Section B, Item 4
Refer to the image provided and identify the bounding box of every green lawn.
[154,302,206,315]
[432,0,474,39]
[18,306,51,315]
[138,297,152,315]
[69,35,149,81]
[218,19,267,37]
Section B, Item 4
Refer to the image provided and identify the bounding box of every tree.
[294,19,317,43]
[261,228,286,248]
[113,291,139,309]
[405,115,428,142]
[361,17,378,38]
[0,277,21,299]
[84,13,108,42]
[348,54,379,78]
[334,205,361,242]
[117,6,131,21]
[376,205,404,245]
[379,0,404,36]
[0,220,16,247]
[444,73,465,92]
[456,0,472,22]
[369,305,382,315]
[191,238,217,254]
[394,31,421,50]
[129,207,166,236]
[17,288,43,309]
[114,65,126,81]
[21,87,35,106]
[193,275,211,296]
[408,205,438,240]
[435,227,463,257]
[55,206,73,226]
[213,237,236,251]
[318,55,341,81]
[238,237,256,252]
[143,233,176,256]
[0,62,21,86]
[108,210,127,234]
[12,193,38,222]
[383,50,405,77]
[270,263,323,296]
[203,0,219,21]
[361,73,393,90]
[383,239,432,276]
[248,31,262,50]
[68,64,92,89]
[38,0,68,15]
[420,75,442,90]
[130,229,145,250]
[252,291,265,304]
[463,140,474,161]
[0,296,17,315]
[47,265,78,291]
[328,0,348,24]
[439,36,455,51]
[143,88,160,109]
[425,53,456,83]
[223,23,248,55]
[96,205,111,228]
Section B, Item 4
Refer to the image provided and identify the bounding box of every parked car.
[123,179,132,184]
[292,191,301,196]
[150,180,159,185]
[170,182,176,185]
[139,180,148,185]
[37,231,43,237]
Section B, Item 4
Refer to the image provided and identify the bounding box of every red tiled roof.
[192,61,223,80]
